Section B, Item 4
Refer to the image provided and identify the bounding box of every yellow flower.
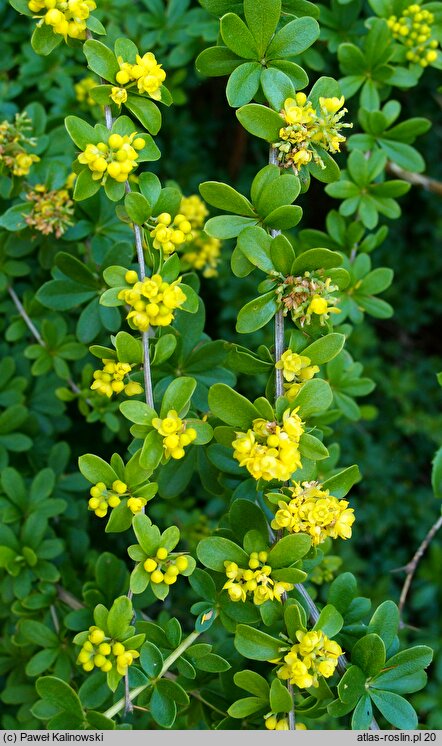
[179,194,209,229]
[276,351,319,384]
[75,77,97,106]
[90,359,143,398]
[271,480,355,546]
[276,629,342,689]
[87,480,128,518]
[117,273,187,332]
[29,0,97,40]
[76,626,140,678]
[78,132,145,185]
[222,554,293,606]
[152,410,197,460]
[110,87,128,105]
[388,4,439,66]
[150,212,193,255]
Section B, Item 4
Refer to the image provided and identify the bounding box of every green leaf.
[160,376,196,417]
[299,433,328,461]
[261,68,295,112]
[302,333,345,365]
[36,677,83,720]
[352,634,386,677]
[226,62,262,107]
[338,666,366,705]
[0,203,32,231]
[236,292,278,333]
[294,378,333,418]
[140,641,163,678]
[131,514,158,557]
[20,620,58,648]
[369,690,417,730]
[73,169,101,202]
[237,227,273,272]
[209,383,260,428]
[83,40,119,82]
[204,215,257,239]
[270,678,293,714]
[234,624,282,661]
[199,182,255,216]
[351,694,373,730]
[78,454,117,485]
[234,670,270,699]
[376,646,433,680]
[107,596,133,639]
[244,0,281,56]
[267,533,311,568]
[236,104,283,142]
[125,94,161,135]
[150,686,177,728]
[256,173,300,217]
[220,13,258,59]
[65,116,97,151]
[270,234,296,274]
[291,248,342,274]
[228,697,266,718]
[313,604,343,637]
[124,193,151,225]
[264,205,303,230]
[197,536,249,571]
[115,331,143,365]
[322,466,360,499]
[196,46,242,76]
[139,431,163,472]
[368,601,399,650]
[31,24,62,56]
[267,17,319,59]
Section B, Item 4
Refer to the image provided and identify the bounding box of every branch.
[8,286,87,402]
[387,162,442,196]
[398,513,442,618]
[103,629,202,719]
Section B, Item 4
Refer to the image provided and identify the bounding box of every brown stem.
[387,162,442,196]
[398,514,442,617]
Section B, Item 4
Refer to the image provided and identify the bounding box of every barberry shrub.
[0,0,440,731]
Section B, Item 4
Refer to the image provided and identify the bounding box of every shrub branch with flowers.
[0,0,441,732]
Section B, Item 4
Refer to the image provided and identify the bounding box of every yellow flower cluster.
[182,234,221,278]
[273,93,352,173]
[277,272,340,327]
[179,194,209,229]
[24,184,74,237]
[88,479,128,517]
[90,359,143,399]
[152,410,197,460]
[78,132,145,184]
[271,481,355,545]
[88,480,147,517]
[388,4,439,66]
[143,547,189,585]
[116,52,166,101]
[223,552,293,605]
[75,77,97,106]
[0,114,40,178]
[276,350,319,401]
[277,630,343,689]
[232,408,304,482]
[118,271,186,332]
[28,0,96,40]
[110,87,127,105]
[150,212,193,255]
[77,626,139,675]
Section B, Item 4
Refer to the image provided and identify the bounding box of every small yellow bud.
[109,134,123,149]
[156,547,168,560]
[150,569,164,584]
[175,556,188,572]
[144,558,157,573]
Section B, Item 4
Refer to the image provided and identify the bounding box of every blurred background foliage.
[0,0,441,728]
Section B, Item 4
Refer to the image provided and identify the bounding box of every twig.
[268,144,379,731]
[8,286,87,401]
[398,514,442,617]
[387,162,442,196]
[103,629,202,719]
[50,605,60,634]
